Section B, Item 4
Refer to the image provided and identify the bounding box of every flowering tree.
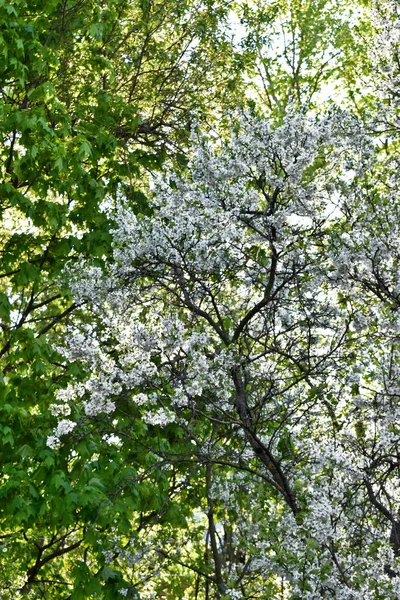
[46,91,400,598]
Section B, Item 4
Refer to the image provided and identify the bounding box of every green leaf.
[101,566,122,582]
[0,292,11,320]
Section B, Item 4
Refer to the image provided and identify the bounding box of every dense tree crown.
[2,0,400,598]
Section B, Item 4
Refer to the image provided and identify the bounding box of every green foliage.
[238,0,363,115]
[0,0,246,596]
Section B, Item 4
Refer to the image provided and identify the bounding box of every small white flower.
[102,434,122,447]
[142,408,176,426]
[46,435,61,449]
[50,403,71,417]
[55,419,77,437]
